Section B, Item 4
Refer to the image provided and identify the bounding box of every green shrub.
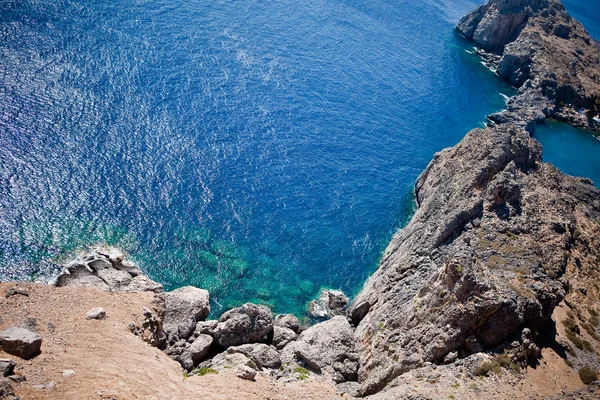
[294,366,310,380]
[197,367,218,376]
[579,366,598,384]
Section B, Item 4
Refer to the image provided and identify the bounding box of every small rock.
[62,370,75,378]
[227,343,281,369]
[176,334,213,371]
[0,378,17,398]
[5,288,29,298]
[307,290,349,319]
[32,381,56,390]
[86,308,106,320]
[0,327,42,360]
[444,351,458,364]
[272,326,297,350]
[194,320,218,337]
[236,366,257,381]
[8,374,25,383]
[0,359,16,377]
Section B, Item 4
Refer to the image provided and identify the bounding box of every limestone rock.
[281,316,358,383]
[163,286,210,342]
[194,320,218,337]
[55,247,163,293]
[236,366,257,381]
[0,327,42,360]
[348,124,600,395]
[272,326,297,350]
[214,303,273,347]
[226,343,281,370]
[128,306,166,348]
[86,307,106,320]
[210,352,258,372]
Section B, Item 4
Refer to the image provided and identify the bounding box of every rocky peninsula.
[1,0,600,399]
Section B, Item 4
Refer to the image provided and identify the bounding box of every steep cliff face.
[349,122,600,394]
[459,0,600,131]
[349,1,600,395]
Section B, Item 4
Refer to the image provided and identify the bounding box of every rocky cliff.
[348,0,600,395]
[457,0,600,132]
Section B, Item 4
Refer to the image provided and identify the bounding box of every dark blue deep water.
[0,0,597,316]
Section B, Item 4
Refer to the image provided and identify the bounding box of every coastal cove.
[0,0,598,319]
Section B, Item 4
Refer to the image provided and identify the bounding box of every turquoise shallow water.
[0,0,597,316]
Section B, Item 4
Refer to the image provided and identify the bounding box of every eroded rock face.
[175,334,213,371]
[213,303,273,347]
[163,286,210,343]
[273,314,302,333]
[458,0,600,132]
[282,316,358,383]
[349,124,600,394]
[226,343,281,370]
[0,327,42,360]
[55,246,163,293]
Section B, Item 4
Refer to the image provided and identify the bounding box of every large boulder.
[272,326,297,350]
[226,343,281,369]
[281,316,358,383]
[0,327,42,360]
[213,303,273,347]
[164,286,210,342]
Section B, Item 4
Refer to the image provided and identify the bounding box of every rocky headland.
[1,0,600,399]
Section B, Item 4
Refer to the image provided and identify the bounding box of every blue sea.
[0,0,598,316]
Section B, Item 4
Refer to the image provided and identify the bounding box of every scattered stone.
[4,288,28,298]
[164,286,210,342]
[31,381,56,390]
[86,308,106,320]
[7,375,25,383]
[0,378,17,399]
[444,351,458,364]
[0,360,16,377]
[0,327,42,360]
[236,366,257,381]
[62,370,75,378]
[214,303,273,347]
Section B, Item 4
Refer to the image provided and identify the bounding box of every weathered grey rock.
[0,328,42,360]
[128,306,166,348]
[214,303,273,347]
[281,316,358,383]
[31,381,56,390]
[307,290,349,319]
[55,247,163,293]
[443,351,458,364]
[0,378,17,400]
[163,286,210,342]
[0,360,15,378]
[125,275,163,293]
[236,366,257,381]
[194,320,218,337]
[273,314,301,333]
[86,307,106,320]
[337,381,362,398]
[210,352,258,372]
[348,124,600,395]
[272,326,297,350]
[227,343,281,369]
[62,370,75,378]
[7,375,24,383]
[176,334,213,371]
